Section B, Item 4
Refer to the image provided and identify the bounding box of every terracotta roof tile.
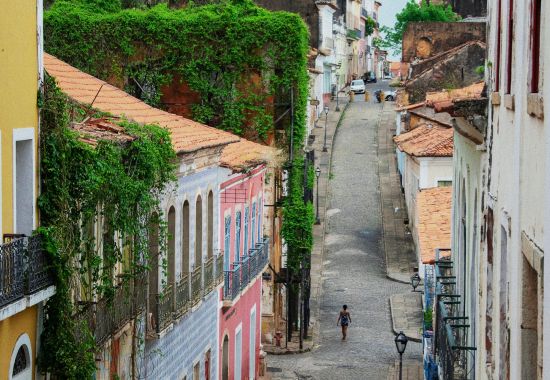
[72,117,136,147]
[417,187,452,264]
[44,53,239,153]
[393,123,453,157]
[426,81,485,105]
[220,140,278,172]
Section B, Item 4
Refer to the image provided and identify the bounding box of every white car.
[384,73,392,80]
[350,79,366,94]
[384,90,397,101]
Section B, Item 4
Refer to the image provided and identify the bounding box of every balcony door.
[13,131,35,236]
[235,328,242,380]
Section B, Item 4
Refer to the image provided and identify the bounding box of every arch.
[222,335,229,380]
[182,200,190,274]
[416,37,433,59]
[9,334,32,380]
[207,191,214,258]
[167,206,176,287]
[148,212,160,304]
[195,195,203,266]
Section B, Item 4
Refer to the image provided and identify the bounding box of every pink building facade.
[218,165,268,380]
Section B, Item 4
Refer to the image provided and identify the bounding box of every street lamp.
[394,331,408,380]
[322,106,329,152]
[315,167,321,225]
[410,272,421,292]
[335,74,341,112]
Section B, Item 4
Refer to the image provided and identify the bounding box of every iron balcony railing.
[215,253,224,284]
[0,235,54,309]
[346,28,361,41]
[174,273,190,319]
[223,237,270,301]
[76,273,147,345]
[191,265,202,304]
[204,256,214,292]
[433,251,476,379]
[155,284,174,333]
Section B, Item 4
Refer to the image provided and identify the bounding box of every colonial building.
[218,140,274,379]
[0,3,55,379]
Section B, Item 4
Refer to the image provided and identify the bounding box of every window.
[506,0,514,94]
[437,180,452,187]
[257,198,262,243]
[9,334,32,380]
[168,206,176,287]
[207,191,214,258]
[235,328,242,380]
[195,196,203,266]
[251,202,257,247]
[12,346,28,376]
[193,362,200,380]
[235,211,241,261]
[244,206,249,256]
[224,216,231,271]
[182,201,190,274]
[250,308,257,379]
[148,213,160,306]
[205,350,211,380]
[530,0,541,93]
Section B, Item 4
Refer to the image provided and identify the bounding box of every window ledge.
[527,93,544,119]
[503,94,515,111]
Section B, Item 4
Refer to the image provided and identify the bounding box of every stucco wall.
[0,306,37,380]
[418,157,453,189]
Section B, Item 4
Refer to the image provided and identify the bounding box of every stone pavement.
[377,102,417,283]
[389,292,423,342]
[265,95,423,379]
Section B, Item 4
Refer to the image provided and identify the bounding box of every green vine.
[37,75,175,377]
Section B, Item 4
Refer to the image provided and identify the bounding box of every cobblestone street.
[266,97,422,380]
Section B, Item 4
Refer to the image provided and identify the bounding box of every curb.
[388,296,422,343]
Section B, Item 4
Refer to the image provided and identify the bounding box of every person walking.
[337,305,351,340]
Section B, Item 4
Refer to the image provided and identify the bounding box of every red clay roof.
[426,81,485,106]
[72,117,136,147]
[393,123,454,157]
[220,140,277,172]
[417,187,452,264]
[44,53,239,153]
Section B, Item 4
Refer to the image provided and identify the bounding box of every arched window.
[224,215,231,271]
[251,202,257,247]
[148,213,159,303]
[207,191,214,258]
[182,201,190,274]
[195,195,203,266]
[244,205,249,256]
[235,211,241,261]
[167,206,176,287]
[9,334,32,380]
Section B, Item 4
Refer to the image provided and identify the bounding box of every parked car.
[383,73,392,80]
[350,79,366,94]
[385,90,397,101]
[363,71,377,83]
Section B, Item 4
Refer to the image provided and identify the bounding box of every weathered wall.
[254,0,320,48]
[450,0,487,18]
[402,22,486,63]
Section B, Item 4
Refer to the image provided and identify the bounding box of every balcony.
[346,28,361,41]
[361,8,369,19]
[433,252,476,380]
[0,235,54,316]
[223,238,269,305]
[148,252,225,337]
[76,274,147,345]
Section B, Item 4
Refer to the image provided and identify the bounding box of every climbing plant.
[37,75,175,377]
[45,0,314,277]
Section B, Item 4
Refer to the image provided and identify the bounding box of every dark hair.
[343,305,347,310]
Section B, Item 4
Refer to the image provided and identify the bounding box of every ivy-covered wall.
[38,75,176,378]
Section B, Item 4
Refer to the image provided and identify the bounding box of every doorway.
[222,335,229,380]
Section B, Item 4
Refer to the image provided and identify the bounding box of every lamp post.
[395,331,408,380]
[335,74,341,112]
[315,167,321,225]
[322,106,329,152]
[410,272,421,292]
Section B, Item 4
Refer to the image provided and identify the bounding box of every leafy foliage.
[38,75,175,377]
[379,0,460,55]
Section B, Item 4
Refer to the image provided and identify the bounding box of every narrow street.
[267,90,422,379]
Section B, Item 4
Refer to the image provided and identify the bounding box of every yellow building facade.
[0,2,52,380]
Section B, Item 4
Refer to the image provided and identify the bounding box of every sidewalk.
[263,94,349,355]
[390,292,423,342]
[377,102,418,283]
[386,360,424,380]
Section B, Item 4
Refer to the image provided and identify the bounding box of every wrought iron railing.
[155,285,174,334]
[204,256,214,291]
[238,257,250,291]
[76,273,147,345]
[191,266,202,304]
[215,253,224,284]
[0,235,54,309]
[223,264,242,301]
[174,273,190,319]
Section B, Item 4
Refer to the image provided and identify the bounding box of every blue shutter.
[251,202,256,247]
[224,216,231,270]
[235,211,241,261]
[244,206,249,256]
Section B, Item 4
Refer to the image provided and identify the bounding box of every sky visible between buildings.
[379,0,410,61]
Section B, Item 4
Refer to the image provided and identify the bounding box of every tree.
[379,0,460,55]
